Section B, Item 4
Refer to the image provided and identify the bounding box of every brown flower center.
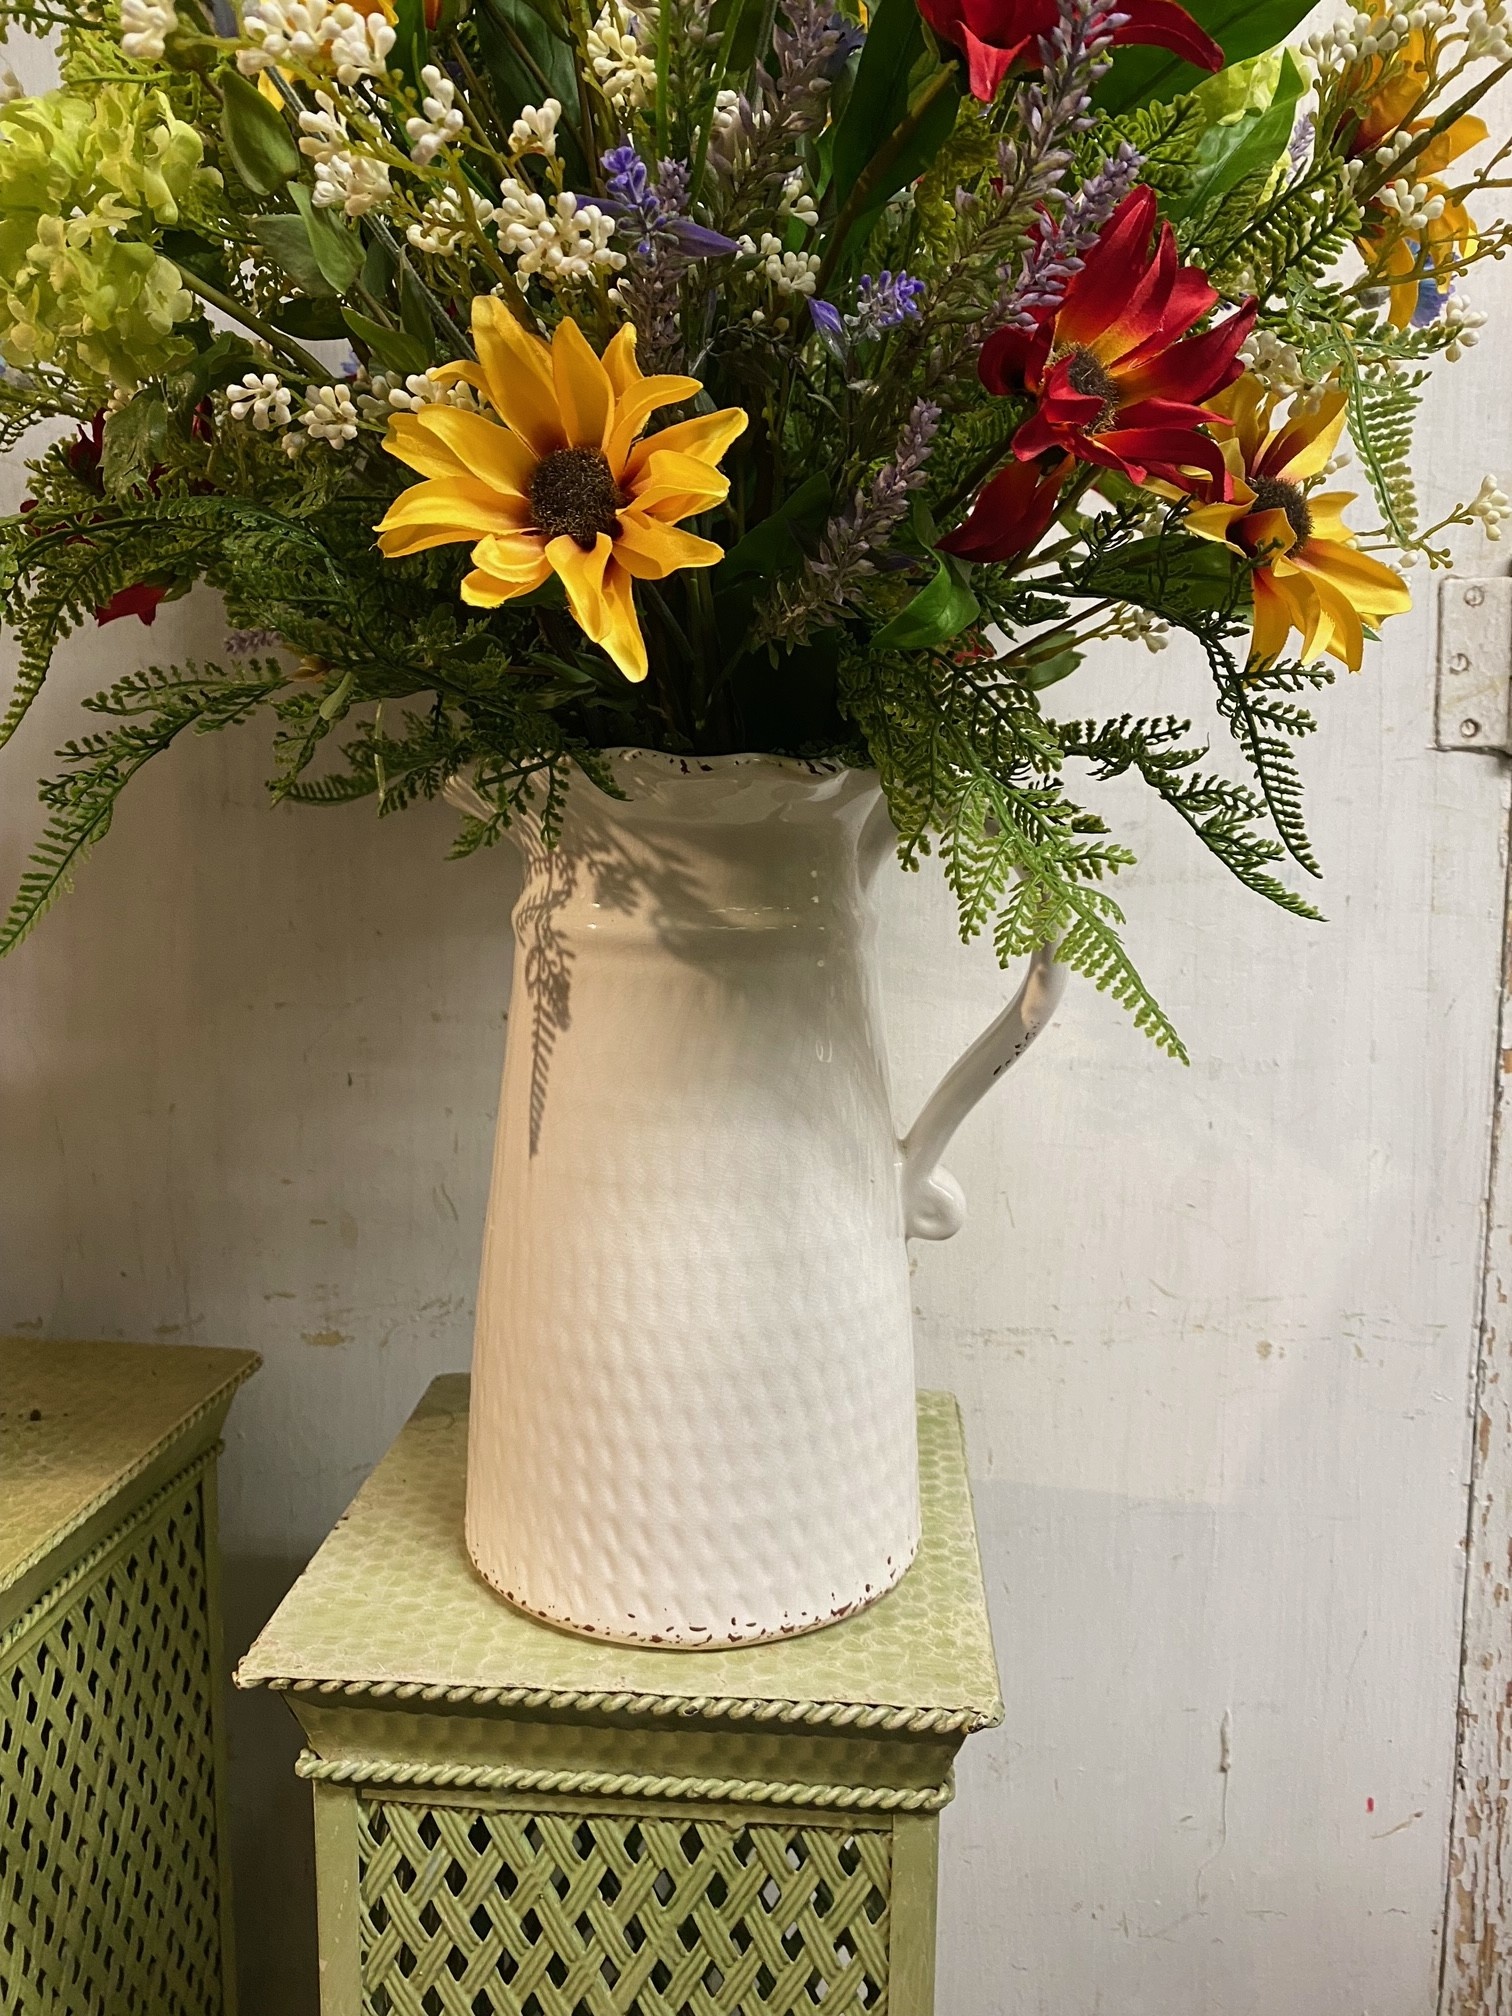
[529,446,622,550]
[1063,348,1121,432]
[1249,474,1313,547]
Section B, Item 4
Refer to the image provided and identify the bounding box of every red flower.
[918,0,1223,103]
[979,187,1256,488]
[65,412,109,488]
[94,582,170,626]
[940,453,1070,562]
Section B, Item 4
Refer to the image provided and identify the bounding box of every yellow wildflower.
[1339,19,1487,324]
[376,300,746,683]
[1181,378,1411,669]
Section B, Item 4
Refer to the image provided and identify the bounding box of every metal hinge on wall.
[1437,577,1512,753]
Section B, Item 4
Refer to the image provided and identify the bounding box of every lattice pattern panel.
[356,1799,893,2016]
[0,1474,226,2016]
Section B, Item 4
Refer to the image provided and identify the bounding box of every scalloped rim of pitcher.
[579,747,881,816]
[598,747,862,778]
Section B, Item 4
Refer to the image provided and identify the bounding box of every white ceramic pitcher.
[462,750,1064,1646]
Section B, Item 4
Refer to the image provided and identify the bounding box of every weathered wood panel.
[1442,817,1512,2014]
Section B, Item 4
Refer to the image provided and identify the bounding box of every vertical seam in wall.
[1437,759,1512,2015]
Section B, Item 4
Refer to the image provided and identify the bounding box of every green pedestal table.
[1,1336,259,2016]
[237,1379,1001,2016]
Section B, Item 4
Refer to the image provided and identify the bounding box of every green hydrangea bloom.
[4,217,195,384]
[0,83,218,388]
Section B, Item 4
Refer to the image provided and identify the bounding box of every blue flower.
[1412,273,1452,328]
[602,144,653,212]
[599,147,738,260]
[808,297,848,359]
[852,270,926,340]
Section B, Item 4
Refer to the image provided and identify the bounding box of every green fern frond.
[1342,358,1425,545]
[1209,656,1333,878]
[1058,713,1324,918]
[280,770,381,805]
[841,646,1187,1060]
[1080,98,1208,212]
[1199,160,1360,303]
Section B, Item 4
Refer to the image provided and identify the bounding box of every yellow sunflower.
[375,299,747,682]
[1181,377,1411,670]
[1360,114,1486,326]
[1340,18,1487,325]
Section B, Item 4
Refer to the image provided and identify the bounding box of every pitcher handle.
[897,914,1067,1243]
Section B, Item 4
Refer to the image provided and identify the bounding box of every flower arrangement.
[0,0,1508,1050]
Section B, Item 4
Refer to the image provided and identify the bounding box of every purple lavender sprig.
[601,146,737,259]
[225,627,281,655]
[768,0,847,130]
[997,138,1144,326]
[600,146,737,368]
[808,271,926,363]
[1000,0,1123,183]
[853,270,927,339]
[715,2,850,194]
[760,400,942,646]
[906,0,1135,377]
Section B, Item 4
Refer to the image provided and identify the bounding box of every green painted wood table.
[0,1335,259,2016]
[237,1379,1001,2016]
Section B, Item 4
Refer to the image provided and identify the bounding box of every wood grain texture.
[1441,821,1512,2016]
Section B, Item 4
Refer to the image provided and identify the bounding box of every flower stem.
[172,267,327,381]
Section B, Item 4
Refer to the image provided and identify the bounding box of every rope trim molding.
[295,1751,955,1812]
[247,1676,999,1735]
[1,1448,216,1657]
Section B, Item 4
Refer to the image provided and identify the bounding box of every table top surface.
[0,1338,260,1597]
[239,1382,1003,1732]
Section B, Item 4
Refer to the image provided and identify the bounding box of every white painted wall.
[3,31,1510,2002]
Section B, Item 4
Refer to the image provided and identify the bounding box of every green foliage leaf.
[831,0,929,193]
[1094,0,1317,116]
[251,210,338,296]
[716,474,832,584]
[472,0,584,175]
[289,183,365,294]
[219,69,301,195]
[715,475,834,677]
[398,259,439,357]
[1021,646,1082,691]
[1196,154,1359,298]
[1342,350,1426,545]
[1169,49,1304,221]
[709,0,764,83]
[361,232,399,302]
[829,0,961,249]
[840,645,1190,1061]
[342,308,430,377]
[874,555,978,649]
[1210,656,1332,877]
[271,296,352,339]
[165,330,259,417]
[1078,531,1244,624]
[160,228,233,292]
[388,0,430,90]
[1059,712,1323,916]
